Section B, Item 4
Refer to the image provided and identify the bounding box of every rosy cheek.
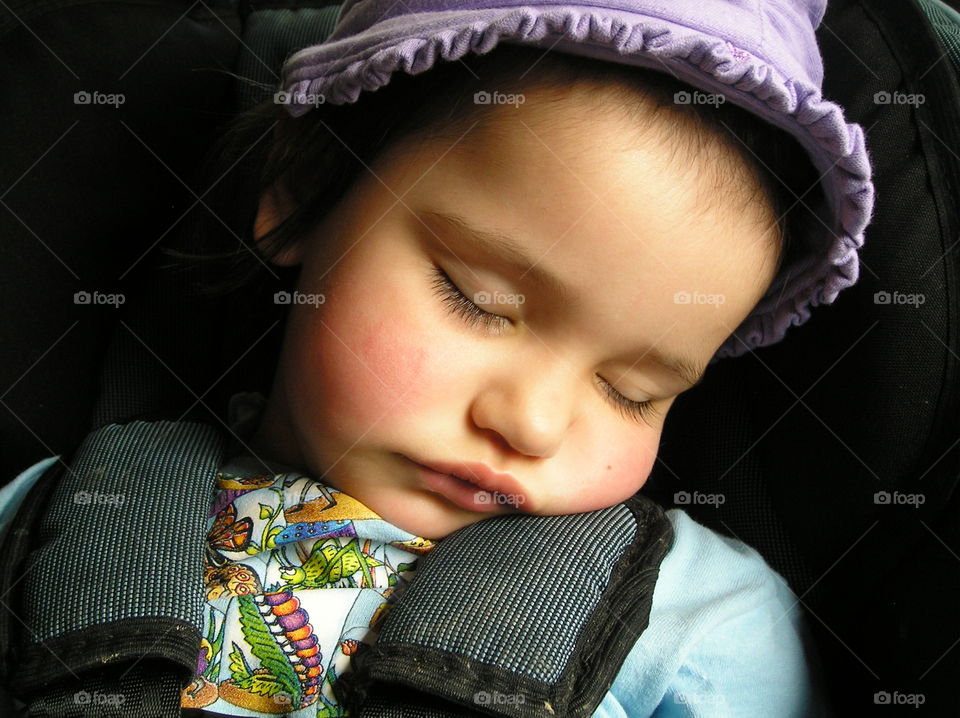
[295,299,432,437]
[353,317,430,417]
[567,432,659,512]
[604,444,656,492]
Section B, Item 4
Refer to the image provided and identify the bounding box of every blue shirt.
[592,509,829,717]
[1,458,828,717]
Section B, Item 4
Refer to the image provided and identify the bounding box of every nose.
[469,356,578,458]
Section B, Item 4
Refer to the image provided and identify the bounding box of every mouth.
[405,457,528,514]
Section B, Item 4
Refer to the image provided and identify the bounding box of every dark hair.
[162,43,825,299]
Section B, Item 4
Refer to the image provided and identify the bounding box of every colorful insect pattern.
[180,468,436,717]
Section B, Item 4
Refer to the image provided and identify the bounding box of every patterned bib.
[179,454,437,717]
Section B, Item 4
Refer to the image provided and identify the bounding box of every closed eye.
[430,264,510,334]
[431,262,662,427]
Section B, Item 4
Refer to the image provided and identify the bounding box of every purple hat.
[279,0,875,362]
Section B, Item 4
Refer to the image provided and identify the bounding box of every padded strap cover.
[334,493,674,718]
[0,421,223,717]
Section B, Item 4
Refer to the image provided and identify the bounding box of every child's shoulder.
[658,508,791,597]
[654,508,804,640]
[594,508,823,718]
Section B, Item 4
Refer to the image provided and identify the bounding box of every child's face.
[251,87,780,539]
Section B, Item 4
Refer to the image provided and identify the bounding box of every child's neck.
[247,385,308,475]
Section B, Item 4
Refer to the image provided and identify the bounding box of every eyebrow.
[422,209,708,389]
[645,350,707,389]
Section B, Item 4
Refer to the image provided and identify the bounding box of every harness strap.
[335,494,674,718]
[0,421,223,718]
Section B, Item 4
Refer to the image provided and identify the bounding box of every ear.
[253,182,304,267]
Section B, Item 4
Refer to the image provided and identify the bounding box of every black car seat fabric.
[234,5,343,112]
[2,0,960,715]
[0,0,245,479]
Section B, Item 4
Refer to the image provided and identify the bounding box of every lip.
[406,456,530,513]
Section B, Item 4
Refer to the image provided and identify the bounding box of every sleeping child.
[1,1,874,716]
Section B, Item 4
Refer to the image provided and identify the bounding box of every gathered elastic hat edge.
[278,3,875,364]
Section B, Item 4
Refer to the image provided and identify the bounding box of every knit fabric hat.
[278,0,875,363]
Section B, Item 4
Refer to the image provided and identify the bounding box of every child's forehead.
[412,83,747,202]
[376,131,779,376]
[392,93,769,246]
[408,102,760,235]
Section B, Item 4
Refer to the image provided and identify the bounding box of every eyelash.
[429,264,661,427]
[595,376,660,427]
[430,264,511,334]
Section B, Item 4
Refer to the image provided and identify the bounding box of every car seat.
[1,0,959,715]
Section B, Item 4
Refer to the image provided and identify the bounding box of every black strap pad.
[0,421,223,718]
[335,493,674,717]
